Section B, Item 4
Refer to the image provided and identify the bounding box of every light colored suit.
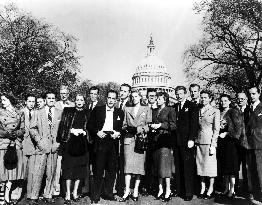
[196,105,220,177]
[123,105,152,175]
[196,105,220,147]
[30,106,62,199]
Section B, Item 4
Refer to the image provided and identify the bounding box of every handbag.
[134,132,148,154]
[4,141,18,170]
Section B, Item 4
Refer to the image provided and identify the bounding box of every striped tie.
[48,107,52,128]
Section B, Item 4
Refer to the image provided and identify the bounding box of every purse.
[134,132,148,154]
[4,141,18,170]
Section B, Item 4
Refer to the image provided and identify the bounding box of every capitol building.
[132,36,175,100]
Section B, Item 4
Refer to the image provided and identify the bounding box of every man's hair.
[220,93,231,101]
[175,86,187,94]
[37,92,46,100]
[60,85,68,91]
[107,90,118,99]
[248,85,261,94]
[147,88,157,97]
[156,92,169,106]
[120,83,131,92]
[189,84,200,91]
[45,90,57,99]
[89,86,100,94]
[24,93,36,101]
[236,91,247,97]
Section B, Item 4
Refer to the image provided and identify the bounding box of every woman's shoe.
[162,195,171,202]
[204,192,214,200]
[197,193,205,199]
[155,193,164,200]
[227,192,235,199]
[64,199,72,204]
[131,195,138,201]
[118,194,131,202]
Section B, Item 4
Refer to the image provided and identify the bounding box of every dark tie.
[178,103,182,113]
[29,111,32,121]
[48,107,52,128]
[120,101,123,110]
[90,102,93,110]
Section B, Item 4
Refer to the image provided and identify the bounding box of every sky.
[0,0,203,86]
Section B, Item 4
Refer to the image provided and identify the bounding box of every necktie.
[29,111,32,121]
[90,102,93,110]
[120,101,123,110]
[178,103,182,113]
[48,107,52,128]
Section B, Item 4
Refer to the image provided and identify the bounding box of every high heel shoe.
[227,192,235,199]
[162,195,171,202]
[204,192,214,200]
[155,193,164,200]
[131,195,138,201]
[118,193,131,202]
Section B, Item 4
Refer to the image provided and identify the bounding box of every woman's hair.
[1,92,17,106]
[200,90,213,100]
[156,92,169,106]
[130,90,143,106]
[74,92,87,109]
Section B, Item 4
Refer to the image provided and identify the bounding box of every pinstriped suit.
[30,106,62,199]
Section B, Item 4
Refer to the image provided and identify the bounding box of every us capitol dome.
[132,35,175,99]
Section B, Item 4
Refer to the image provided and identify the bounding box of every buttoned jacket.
[196,105,220,147]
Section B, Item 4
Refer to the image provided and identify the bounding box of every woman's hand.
[219,132,227,138]
[209,146,216,155]
[150,123,161,130]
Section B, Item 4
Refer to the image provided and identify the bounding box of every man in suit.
[53,85,75,196]
[189,84,201,105]
[21,93,41,204]
[236,91,250,197]
[87,86,103,112]
[246,86,262,202]
[115,83,132,196]
[140,88,158,196]
[87,90,124,204]
[30,90,62,203]
[172,86,198,201]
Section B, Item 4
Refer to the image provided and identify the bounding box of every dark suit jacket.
[173,100,199,147]
[237,106,250,149]
[152,106,176,148]
[87,105,124,138]
[246,102,262,149]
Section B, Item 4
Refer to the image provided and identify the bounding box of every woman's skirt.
[196,144,217,177]
[124,138,146,175]
[153,148,173,178]
[217,136,239,176]
[0,149,25,182]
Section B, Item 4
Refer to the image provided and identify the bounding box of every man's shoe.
[101,195,117,201]
[140,188,149,196]
[91,199,99,204]
[184,195,193,201]
[41,197,55,203]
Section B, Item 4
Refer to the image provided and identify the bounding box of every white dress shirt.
[45,106,55,119]
[102,105,114,131]
[252,100,260,111]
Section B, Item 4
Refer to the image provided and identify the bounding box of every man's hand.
[219,132,227,139]
[111,130,121,139]
[188,140,194,148]
[209,146,216,155]
[97,130,106,139]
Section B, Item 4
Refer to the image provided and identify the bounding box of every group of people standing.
[0,83,262,205]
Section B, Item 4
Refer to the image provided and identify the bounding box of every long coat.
[152,106,176,148]
[30,107,62,154]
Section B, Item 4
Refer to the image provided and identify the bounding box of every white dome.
[135,53,168,75]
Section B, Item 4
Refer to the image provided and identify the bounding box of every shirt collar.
[106,105,114,112]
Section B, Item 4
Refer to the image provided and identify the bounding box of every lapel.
[100,105,106,124]
[254,103,262,116]
[134,106,145,122]
[113,108,118,126]
[200,104,212,117]
[40,107,50,131]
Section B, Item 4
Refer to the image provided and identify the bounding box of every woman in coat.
[0,92,25,204]
[196,90,220,199]
[217,94,242,198]
[150,92,176,202]
[57,93,89,203]
[119,90,152,202]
